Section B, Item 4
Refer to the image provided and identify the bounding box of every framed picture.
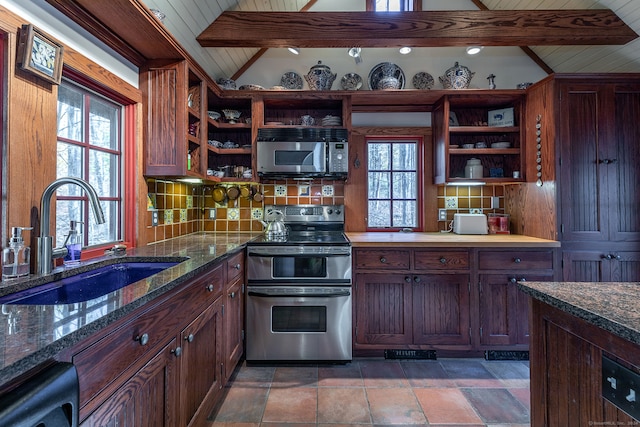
[17,24,64,84]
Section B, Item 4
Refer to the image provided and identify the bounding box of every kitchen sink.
[0,261,183,305]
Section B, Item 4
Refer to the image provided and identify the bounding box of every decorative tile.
[180,209,187,222]
[186,195,193,208]
[322,185,334,196]
[164,209,173,224]
[461,388,530,424]
[275,185,287,196]
[227,208,240,220]
[147,193,156,210]
[298,185,310,196]
[251,208,263,220]
[445,196,458,209]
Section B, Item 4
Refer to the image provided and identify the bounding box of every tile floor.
[207,358,530,426]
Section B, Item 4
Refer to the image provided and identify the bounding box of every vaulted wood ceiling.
[46,0,640,81]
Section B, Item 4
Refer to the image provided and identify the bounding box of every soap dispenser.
[2,227,33,280]
[63,220,83,265]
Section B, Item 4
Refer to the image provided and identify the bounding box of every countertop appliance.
[256,128,348,179]
[246,204,352,362]
[453,213,488,235]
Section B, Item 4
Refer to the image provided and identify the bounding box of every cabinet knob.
[380,257,387,264]
[514,258,521,263]
[134,333,149,346]
[228,291,236,299]
[234,263,241,270]
[414,276,421,283]
[610,254,621,260]
[520,277,527,282]
[509,277,517,283]
[171,347,182,357]
[184,333,194,343]
[603,254,613,260]
[439,257,447,264]
[206,284,215,292]
[405,276,411,283]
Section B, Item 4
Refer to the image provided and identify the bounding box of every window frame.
[56,69,136,258]
[365,136,424,232]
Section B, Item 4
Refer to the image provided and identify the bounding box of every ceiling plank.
[197,10,638,48]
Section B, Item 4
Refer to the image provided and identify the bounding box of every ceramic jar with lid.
[439,62,475,89]
[304,61,337,91]
[465,158,483,179]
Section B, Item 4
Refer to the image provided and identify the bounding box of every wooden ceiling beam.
[197,10,638,48]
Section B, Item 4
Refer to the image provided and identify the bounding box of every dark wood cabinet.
[562,250,640,282]
[80,339,179,427]
[223,251,245,381]
[353,248,471,353]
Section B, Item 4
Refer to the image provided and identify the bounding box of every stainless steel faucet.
[36,177,106,275]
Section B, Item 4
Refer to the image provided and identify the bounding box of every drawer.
[414,250,469,270]
[226,251,244,282]
[73,263,224,406]
[478,250,554,270]
[354,249,410,270]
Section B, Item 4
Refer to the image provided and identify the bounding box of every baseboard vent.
[384,350,437,360]
[485,350,529,361]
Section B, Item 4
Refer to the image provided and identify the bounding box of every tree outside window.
[367,138,422,230]
[56,80,122,248]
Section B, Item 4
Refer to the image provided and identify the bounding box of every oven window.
[272,256,327,278]
[275,150,314,165]
[272,306,327,332]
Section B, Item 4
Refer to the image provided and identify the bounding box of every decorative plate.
[412,72,434,90]
[368,62,405,90]
[280,72,303,90]
[340,73,363,90]
[238,84,264,90]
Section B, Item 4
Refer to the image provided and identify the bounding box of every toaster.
[453,213,488,234]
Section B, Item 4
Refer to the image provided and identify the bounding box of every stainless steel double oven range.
[246,204,352,362]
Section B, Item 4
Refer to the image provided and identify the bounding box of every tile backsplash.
[437,185,505,230]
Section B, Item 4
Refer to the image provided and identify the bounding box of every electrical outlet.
[151,210,159,226]
[209,209,216,219]
[438,209,447,221]
[491,196,500,209]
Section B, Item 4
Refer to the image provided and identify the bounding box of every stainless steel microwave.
[256,128,348,179]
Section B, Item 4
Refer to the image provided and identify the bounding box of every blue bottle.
[64,221,83,265]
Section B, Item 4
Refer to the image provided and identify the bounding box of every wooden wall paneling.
[344,132,366,231]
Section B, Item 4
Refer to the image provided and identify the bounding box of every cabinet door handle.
[520,277,527,282]
[134,333,149,346]
[513,258,521,264]
[405,276,411,283]
[611,254,621,260]
[439,257,447,264]
[234,263,241,270]
[414,276,421,283]
[206,284,215,292]
[171,347,182,357]
[228,291,236,299]
[603,254,613,260]
[380,257,387,263]
[509,277,517,283]
[184,333,194,343]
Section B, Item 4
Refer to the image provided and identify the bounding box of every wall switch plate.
[438,209,447,221]
[491,196,500,209]
[209,209,216,219]
[151,210,159,226]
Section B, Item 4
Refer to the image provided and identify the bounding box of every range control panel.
[602,356,640,421]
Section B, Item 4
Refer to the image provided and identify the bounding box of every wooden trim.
[197,10,637,48]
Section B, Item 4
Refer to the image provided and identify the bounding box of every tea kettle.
[258,210,289,240]
[304,61,336,91]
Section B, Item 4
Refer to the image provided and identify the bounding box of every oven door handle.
[248,290,351,298]
[247,252,350,257]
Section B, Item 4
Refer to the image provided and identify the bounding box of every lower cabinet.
[353,246,559,356]
[61,251,246,427]
[354,249,472,353]
[562,250,640,282]
[80,339,179,427]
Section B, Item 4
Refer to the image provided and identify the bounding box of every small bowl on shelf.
[222,109,241,124]
[207,111,221,121]
[462,143,475,149]
[491,141,512,149]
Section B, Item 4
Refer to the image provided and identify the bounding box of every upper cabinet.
[433,92,525,184]
[256,94,349,129]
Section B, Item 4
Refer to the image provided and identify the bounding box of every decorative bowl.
[238,84,264,90]
[207,111,221,120]
[222,109,241,123]
[216,78,236,90]
[462,143,475,149]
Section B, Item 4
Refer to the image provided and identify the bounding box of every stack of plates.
[322,115,341,126]
[491,142,511,149]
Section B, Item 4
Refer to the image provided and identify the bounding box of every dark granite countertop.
[518,281,640,346]
[0,232,259,386]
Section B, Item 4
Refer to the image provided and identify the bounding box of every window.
[56,80,123,248]
[374,0,414,12]
[367,137,422,230]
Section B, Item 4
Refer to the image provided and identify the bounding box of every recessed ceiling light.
[287,47,300,55]
[347,47,362,64]
[399,47,412,54]
[466,46,483,55]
